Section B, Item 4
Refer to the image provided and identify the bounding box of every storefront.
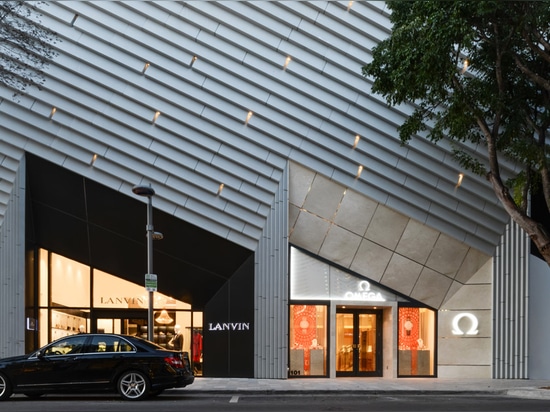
[26,248,205,375]
[289,247,436,378]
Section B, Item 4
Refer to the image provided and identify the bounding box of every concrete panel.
[442,284,492,311]
[303,175,345,219]
[365,206,409,250]
[438,336,492,365]
[410,267,452,309]
[437,365,491,379]
[396,220,439,265]
[290,211,330,254]
[426,233,470,278]
[319,224,362,268]
[439,310,492,339]
[350,239,392,283]
[334,189,378,237]
[380,254,422,296]
[289,162,316,208]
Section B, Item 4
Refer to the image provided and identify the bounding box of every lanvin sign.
[99,296,146,305]
[208,321,251,331]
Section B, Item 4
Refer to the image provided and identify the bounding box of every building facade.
[0,1,548,379]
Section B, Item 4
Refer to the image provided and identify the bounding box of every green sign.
[145,273,157,292]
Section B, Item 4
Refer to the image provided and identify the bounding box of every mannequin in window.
[168,324,183,351]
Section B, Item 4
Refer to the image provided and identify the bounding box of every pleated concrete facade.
[0,1,540,379]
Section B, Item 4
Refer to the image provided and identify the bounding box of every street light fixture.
[132,184,157,342]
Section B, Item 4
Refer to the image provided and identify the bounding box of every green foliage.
[363,1,550,203]
[0,1,59,95]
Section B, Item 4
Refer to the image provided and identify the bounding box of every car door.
[12,335,89,391]
[75,335,135,386]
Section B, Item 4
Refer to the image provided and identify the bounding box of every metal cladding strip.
[254,163,289,379]
[5,1,510,252]
[0,154,25,358]
[493,220,529,379]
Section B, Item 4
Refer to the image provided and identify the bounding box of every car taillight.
[164,356,183,368]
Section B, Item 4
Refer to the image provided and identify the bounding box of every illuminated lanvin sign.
[100,296,146,305]
[451,313,479,335]
[343,280,385,302]
[208,322,251,331]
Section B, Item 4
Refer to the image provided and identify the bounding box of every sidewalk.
[183,377,550,400]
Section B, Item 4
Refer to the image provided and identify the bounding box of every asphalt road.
[2,393,550,412]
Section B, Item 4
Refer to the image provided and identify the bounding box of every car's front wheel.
[117,370,150,401]
[0,373,13,401]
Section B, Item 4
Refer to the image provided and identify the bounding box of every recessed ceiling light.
[283,56,292,70]
[356,164,363,178]
[353,134,360,149]
[152,111,161,124]
[245,111,253,125]
[455,172,464,190]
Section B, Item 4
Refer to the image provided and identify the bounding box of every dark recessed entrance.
[25,153,253,309]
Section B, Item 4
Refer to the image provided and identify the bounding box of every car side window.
[90,336,115,352]
[90,336,135,352]
[43,335,88,356]
[115,339,135,352]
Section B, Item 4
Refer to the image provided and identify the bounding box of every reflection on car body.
[0,333,194,401]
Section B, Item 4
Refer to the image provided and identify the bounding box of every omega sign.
[451,313,479,336]
[343,280,385,301]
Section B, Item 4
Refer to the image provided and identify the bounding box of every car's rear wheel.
[117,370,150,401]
[0,373,13,401]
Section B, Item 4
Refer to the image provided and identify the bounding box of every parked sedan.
[0,333,194,401]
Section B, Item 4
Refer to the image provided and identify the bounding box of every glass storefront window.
[289,304,327,377]
[398,306,436,376]
[34,249,199,351]
[38,249,49,306]
[50,252,90,307]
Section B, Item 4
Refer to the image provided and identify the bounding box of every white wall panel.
[3,0,510,258]
[0,154,25,358]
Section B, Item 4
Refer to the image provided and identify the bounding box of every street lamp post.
[132,184,156,342]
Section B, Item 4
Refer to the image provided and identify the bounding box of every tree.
[0,1,58,96]
[362,1,550,264]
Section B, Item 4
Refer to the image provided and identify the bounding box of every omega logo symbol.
[343,280,384,301]
[451,313,479,336]
[358,281,370,291]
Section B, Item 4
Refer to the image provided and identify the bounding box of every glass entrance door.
[336,308,382,377]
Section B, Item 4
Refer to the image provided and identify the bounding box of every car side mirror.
[37,350,46,360]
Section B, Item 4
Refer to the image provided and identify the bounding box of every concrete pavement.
[182,377,550,400]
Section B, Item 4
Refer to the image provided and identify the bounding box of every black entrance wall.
[203,254,255,377]
[25,154,256,377]
[25,153,253,309]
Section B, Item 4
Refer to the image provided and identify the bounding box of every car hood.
[0,354,30,364]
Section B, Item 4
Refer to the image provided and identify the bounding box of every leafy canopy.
[0,1,59,95]
[363,1,550,262]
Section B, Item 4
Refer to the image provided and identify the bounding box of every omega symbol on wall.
[451,312,479,336]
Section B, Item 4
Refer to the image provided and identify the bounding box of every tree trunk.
[488,172,550,265]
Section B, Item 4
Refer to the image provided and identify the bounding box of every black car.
[0,333,194,401]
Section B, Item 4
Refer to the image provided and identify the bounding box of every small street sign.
[145,273,157,292]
